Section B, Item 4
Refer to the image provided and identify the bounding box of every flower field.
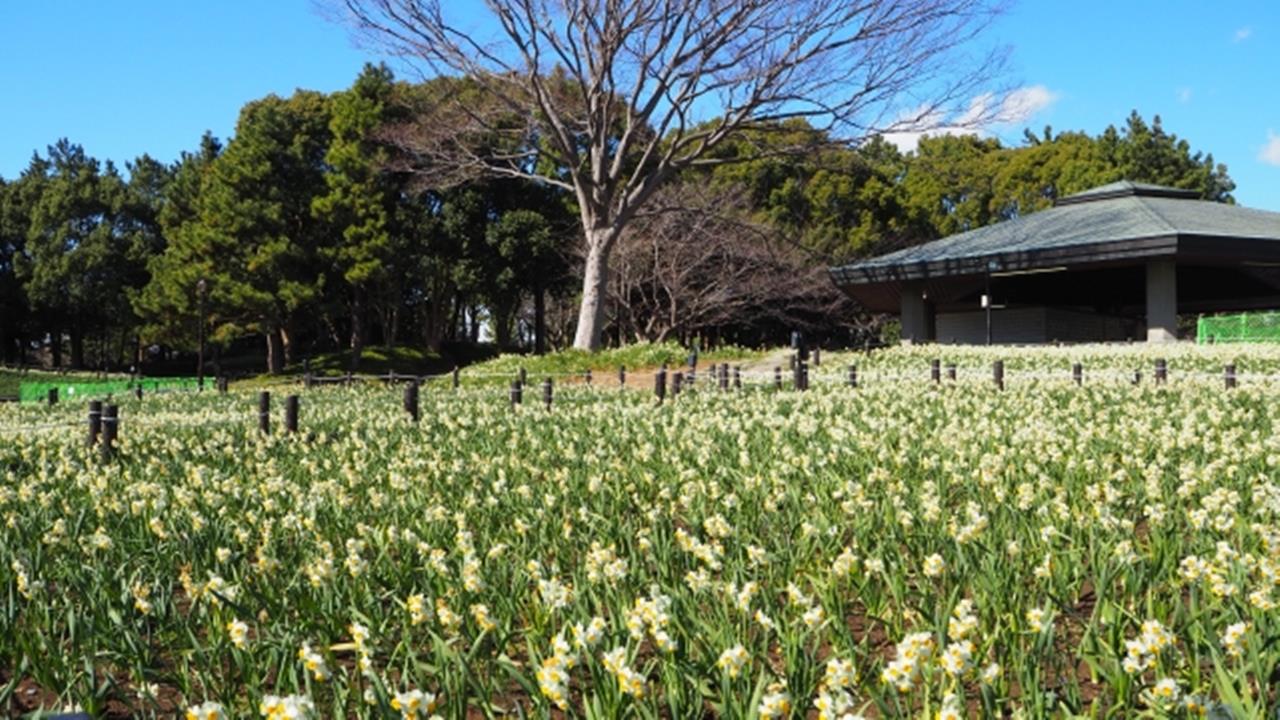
[3,345,1280,718]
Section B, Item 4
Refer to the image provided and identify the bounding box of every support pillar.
[1145,258,1177,342]
[900,282,935,345]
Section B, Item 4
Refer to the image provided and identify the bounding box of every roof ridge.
[1130,195,1178,235]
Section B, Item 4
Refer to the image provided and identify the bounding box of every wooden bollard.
[774,366,782,390]
[654,368,666,402]
[946,363,956,381]
[672,372,683,396]
[101,404,118,459]
[1225,364,1237,389]
[258,392,271,434]
[992,360,1004,390]
[87,400,102,447]
[452,367,460,389]
[847,364,858,388]
[542,378,553,410]
[733,365,741,389]
[284,395,299,434]
[1154,358,1167,385]
[1072,363,1082,386]
[619,365,626,386]
[931,359,940,383]
[510,381,523,406]
[404,381,420,422]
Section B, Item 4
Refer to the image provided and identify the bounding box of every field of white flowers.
[3,344,1280,718]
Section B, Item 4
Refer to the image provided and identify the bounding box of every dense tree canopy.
[0,67,1238,372]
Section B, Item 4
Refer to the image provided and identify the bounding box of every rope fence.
[0,357,1274,439]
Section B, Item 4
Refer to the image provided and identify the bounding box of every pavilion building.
[829,181,1280,344]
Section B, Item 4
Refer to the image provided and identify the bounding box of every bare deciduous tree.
[612,182,860,344]
[336,0,1008,349]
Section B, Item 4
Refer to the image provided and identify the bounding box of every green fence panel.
[19,377,202,403]
[1197,312,1280,344]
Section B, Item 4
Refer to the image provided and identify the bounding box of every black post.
[1072,363,1083,386]
[101,404,118,459]
[1132,371,1141,385]
[453,367,460,389]
[584,368,592,385]
[47,387,57,405]
[733,366,741,389]
[812,347,820,367]
[1154,358,1167,385]
[799,361,809,391]
[993,360,1004,391]
[848,364,858,388]
[655,367,666,402]
[672,371,683,397]
[619,365,626,386]
[543,378,553,410]
[774,366,782,390]
[518,367,527,386]
[510,381,523,406]
[87,400,102,447]
[931,359,941,384]
[258,391,271,434]
[284,395,299,434]
[134,384,142,401]
[719,363,729,391]
[946,363,956,381]
[404,381,419,422]
[1225,363,1237,389]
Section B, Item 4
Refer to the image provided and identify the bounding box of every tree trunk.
[349,288,365,371]
[493,299,515,348]
[280,325,295,368]
[386,307,398,349]
[573,235,611,350]
[534,284,547,355]
[266,328,284,374]
[50,325,61,368]
[70,323,85,369]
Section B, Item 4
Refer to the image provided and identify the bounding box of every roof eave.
[831,235,1179,287]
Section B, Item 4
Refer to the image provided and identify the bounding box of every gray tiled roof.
[831,182,1280,283]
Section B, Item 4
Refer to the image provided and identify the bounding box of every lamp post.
[196,278,207,391]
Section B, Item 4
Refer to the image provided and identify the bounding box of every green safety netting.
[1197,312,1280,344]
[18,377,202,403]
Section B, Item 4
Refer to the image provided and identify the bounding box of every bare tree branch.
[333,0,1008,348]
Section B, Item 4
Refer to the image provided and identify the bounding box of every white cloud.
[1234,26,1252,42]
[880,85,1058,153]
[995,85,1058,123]
[1176,87,1193,104]
[1260,131,1280,166]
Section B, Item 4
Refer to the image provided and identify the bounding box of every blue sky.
[1,1,1278,208]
